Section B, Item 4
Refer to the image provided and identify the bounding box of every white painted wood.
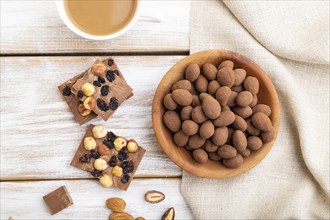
[0,0,190,54]
[0,56,185,180]
[1,178,194,220]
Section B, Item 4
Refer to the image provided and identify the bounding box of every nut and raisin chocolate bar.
[58,58,133,125]
[58,72,97,125]
[71,125,145,191]
[71,58,133,121]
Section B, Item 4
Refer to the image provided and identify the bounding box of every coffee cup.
[56,0,141,40]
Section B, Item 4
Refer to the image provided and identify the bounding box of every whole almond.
[233,68,246,86]
[195,74,208,93]
[172,79,191,91]
[185,63,200,82]
[251,112,273,132]
[109,212,133,220]
[106,197,126,212]
[162,207,175,220]
[145,190,165,204]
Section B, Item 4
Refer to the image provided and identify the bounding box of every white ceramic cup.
[56,0,141,40]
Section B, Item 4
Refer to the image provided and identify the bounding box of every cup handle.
[139,15,162,23]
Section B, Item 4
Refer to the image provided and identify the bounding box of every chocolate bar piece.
[43,186,73,215]
[71,125,145,191]
[58,72,97,125]
[71,58,133,121]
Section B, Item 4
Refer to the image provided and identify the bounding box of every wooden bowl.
[152,50,280,178]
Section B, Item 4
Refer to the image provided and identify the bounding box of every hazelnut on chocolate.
[81,82,96,96]
[114,137,127,152]
[84,137,97,151]
[91,63,107,76]
[100,174,113,188]
[127,139,138,153]
[83,97,96,110]
[78,103,92,116]
[92,125,108,138]
[94,158,108,171]
[112,165,123,177]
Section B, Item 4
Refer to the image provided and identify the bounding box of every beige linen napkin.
[181,1,329,219]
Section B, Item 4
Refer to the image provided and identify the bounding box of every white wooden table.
[0,1,194,219]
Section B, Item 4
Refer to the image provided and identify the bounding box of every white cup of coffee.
[56,0,141,40]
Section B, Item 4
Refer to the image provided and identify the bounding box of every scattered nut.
[100,174,113,188]
[78,103,92,116]
[162,207,175,220]
[106,197,126,212]
[84,137,97,151]
[145,190,166,203]
[109,212,134,220]
[83,96,96,110]
[112,165,123,177]
[91,63,106,76]
[81,82,96,96]
[92,125,108,138]
[127,139,138,153]
[114,137,127,151]
[94,158,108,171]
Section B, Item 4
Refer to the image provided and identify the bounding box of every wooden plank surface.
[0,56,185,180]
[0,0,190,54]
[1,178,193,220]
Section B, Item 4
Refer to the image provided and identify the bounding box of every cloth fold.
[181,1,329,219]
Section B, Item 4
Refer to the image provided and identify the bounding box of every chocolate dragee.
[71,58,133,121]
[71,125,145,191]
[58,72,97,125]
[43,186,73,215]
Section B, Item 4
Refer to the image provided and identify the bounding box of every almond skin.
[145,190,166,204]
[106,197,126,213]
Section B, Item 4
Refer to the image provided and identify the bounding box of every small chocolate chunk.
[93,80,102,87]
[101,85,110,96]
[121,174,130,184]
[43,186,73,215]
[62,87,72,96]
[97,98,109,112]
[109,97,119,110]
[106,70,116,82]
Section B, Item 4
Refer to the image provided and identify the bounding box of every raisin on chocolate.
[118,149,128,161]
[108,131,116,142]
[121,174,130,184]
[90,150,100,159]
[108,59,114,66]
[101,85,110,96]
[90,170,102,178]
[108,155,118,167]
[98,76,106,84]
[79,154,92,163]
[106,70,116,82]
[109,97,118,110]
[97,98,110,112]
[93,80,102,87]
[77,90,84,99]
[63,87,72,96]
[122,161,134,174]
[113,69,119,76]
[103,139,114,149]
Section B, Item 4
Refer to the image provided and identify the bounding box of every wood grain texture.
[1,178,193,219]
[152,50,280,178]
[0,56,185,180]
[0,0,190,54]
